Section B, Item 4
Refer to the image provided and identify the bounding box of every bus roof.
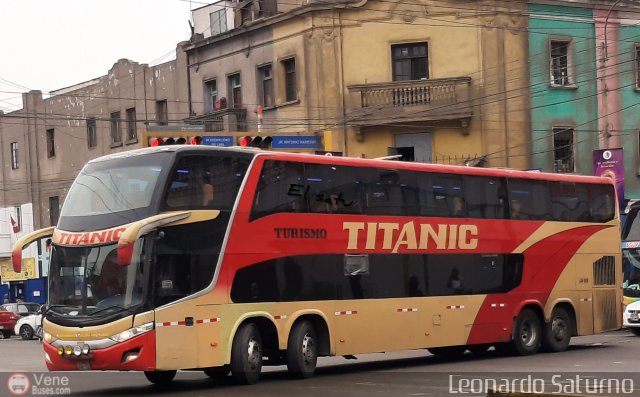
[87,145,613,185]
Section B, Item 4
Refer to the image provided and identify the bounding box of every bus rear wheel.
[230,323,263,385]
[511,308,541,356]
[542,307,572,352]
[287,320,318,379]
[427,345,467,358]
[144,370,176,386]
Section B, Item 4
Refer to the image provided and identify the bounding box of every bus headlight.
[44,332,57,344]
[110,322,154,343]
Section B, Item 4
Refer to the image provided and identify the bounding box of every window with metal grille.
[553,127,574,173]
[550,40,571,86]
[594,256,616,286]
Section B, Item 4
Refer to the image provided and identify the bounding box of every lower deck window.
[230,253,524,303]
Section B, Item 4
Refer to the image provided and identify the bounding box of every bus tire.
[144,370,176,386]
[542,307,572,352]
[427,345,467,357]
[204,365,230,379]
[512,308,541,356]
[287,320,318,379]
[230,323,263,385]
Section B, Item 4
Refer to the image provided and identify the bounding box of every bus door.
[151,232,199,370]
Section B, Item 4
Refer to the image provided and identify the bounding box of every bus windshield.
[48,243,146,317]
[59,152,172,231]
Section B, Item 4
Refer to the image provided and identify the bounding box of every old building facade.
[186,0,531,167]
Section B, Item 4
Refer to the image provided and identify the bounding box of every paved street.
[1,330,640,396]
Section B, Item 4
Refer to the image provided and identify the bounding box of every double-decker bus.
[13,146,620,385]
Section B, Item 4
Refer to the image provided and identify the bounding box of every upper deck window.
[250,159,615,223]
[162,154,251,211]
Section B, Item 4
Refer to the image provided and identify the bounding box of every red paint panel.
[43,331,156,372]
[466,225,608,345]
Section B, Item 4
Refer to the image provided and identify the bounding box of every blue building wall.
[528,4,599,174]
[0,284,8,303]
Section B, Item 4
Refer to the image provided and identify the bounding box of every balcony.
[186,107,247,132]
[347,77,473,127]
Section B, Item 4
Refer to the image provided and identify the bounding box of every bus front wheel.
[230,323,263,385]
[542,307,572,352]
[511,308,541,356]
[287,320,318,379]
[144,370,176,386]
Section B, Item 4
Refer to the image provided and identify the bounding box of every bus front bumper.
[43,331,156,371]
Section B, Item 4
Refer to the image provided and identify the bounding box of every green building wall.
[528,4,599,174]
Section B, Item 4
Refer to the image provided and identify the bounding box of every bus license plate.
[77,362,91,371]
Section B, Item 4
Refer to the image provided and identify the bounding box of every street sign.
[271,136,323,149]
[202,136,234,147]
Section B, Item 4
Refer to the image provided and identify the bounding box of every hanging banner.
[593,148,624,209]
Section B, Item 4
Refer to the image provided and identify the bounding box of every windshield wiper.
[89,305,133,317]
[43,304,74,317]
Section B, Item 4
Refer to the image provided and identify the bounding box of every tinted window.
[230,253,523,302]
[303,163,363,214]
[589,183,615,223]
[252,160,307,220]
[549,182,590,221]
[164,154,250,211]
[363,169,418,216]
[152,217,228,307]
[508,179,552,220]
[464,176,507,219]
[417,173,464,217]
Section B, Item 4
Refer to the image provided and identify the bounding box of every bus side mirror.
[11,227,55,272]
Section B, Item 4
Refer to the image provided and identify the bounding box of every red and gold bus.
[13,146,621,385]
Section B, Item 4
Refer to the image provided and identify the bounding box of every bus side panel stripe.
[466,225,608,345]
